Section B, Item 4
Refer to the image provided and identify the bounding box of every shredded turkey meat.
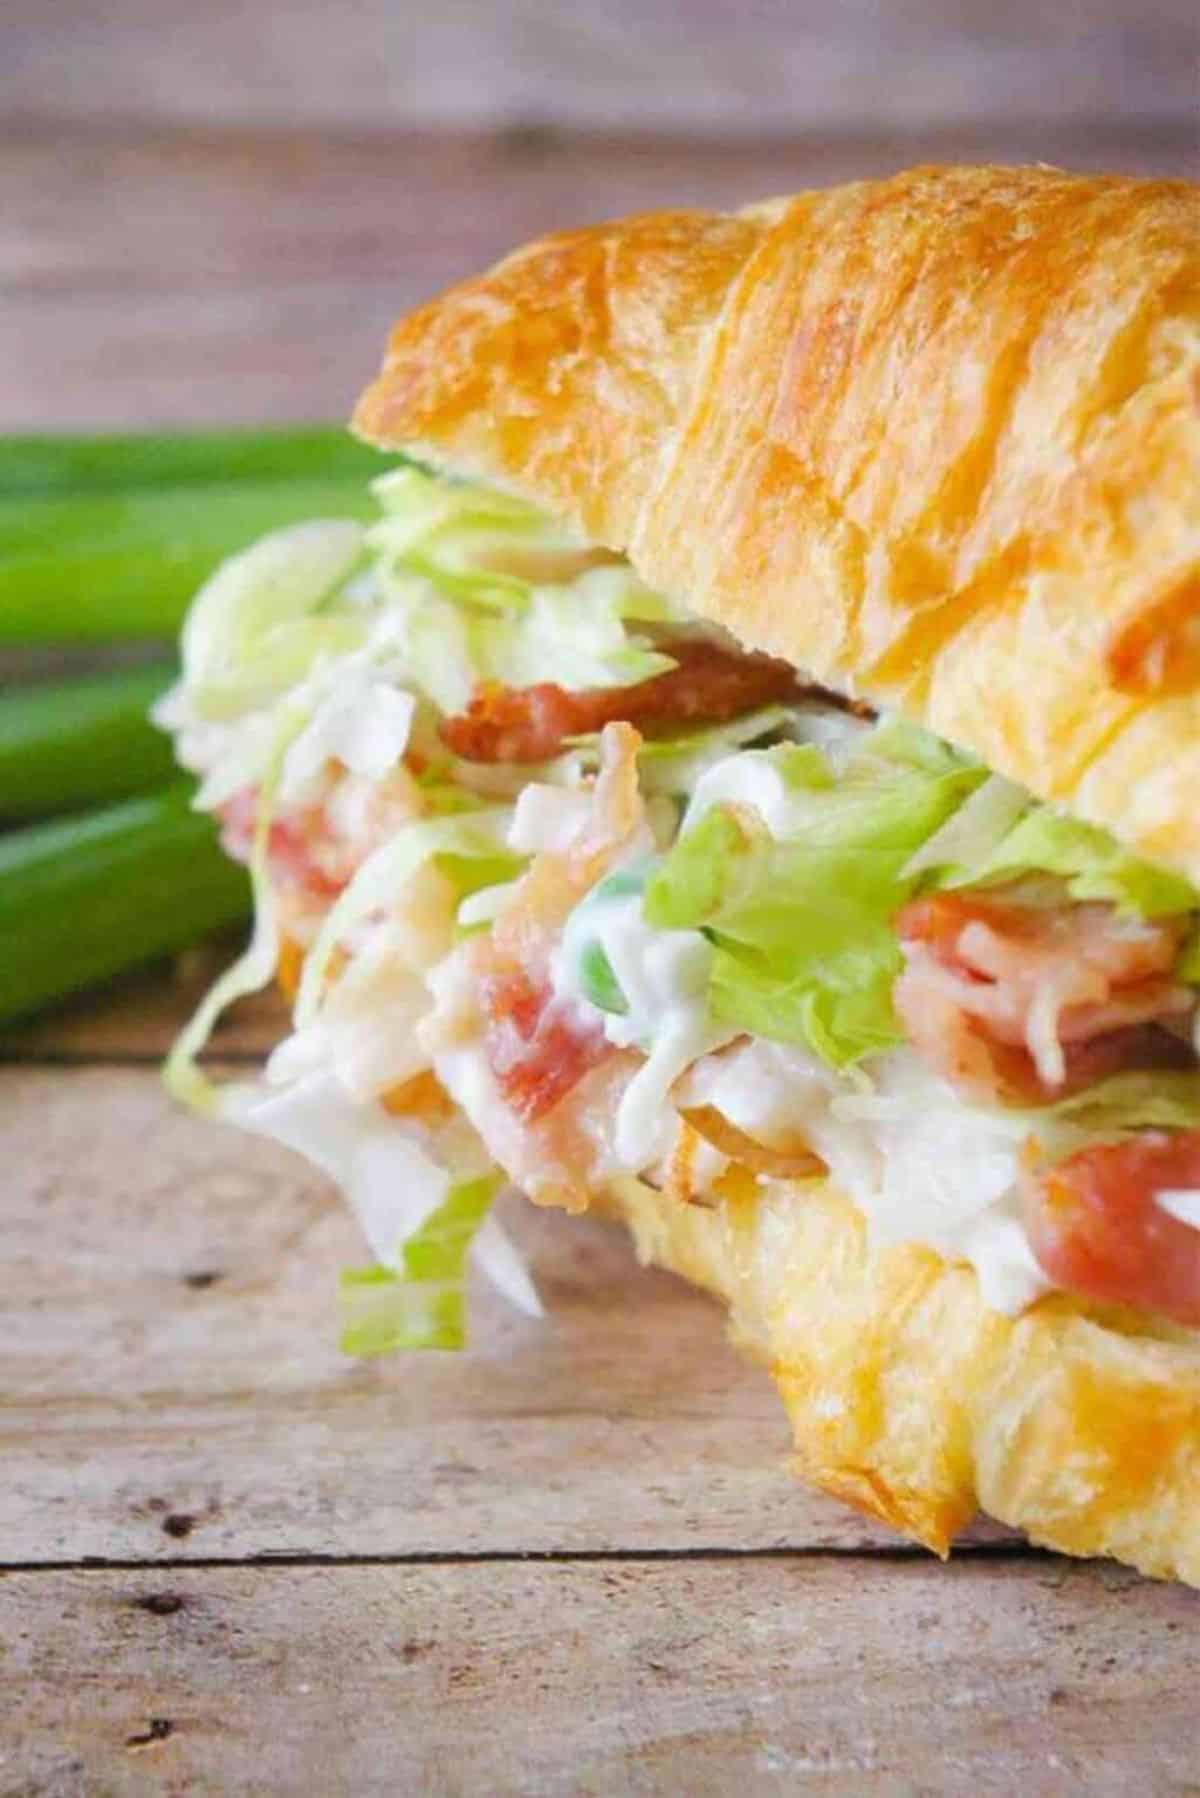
[894,890,1195,1104]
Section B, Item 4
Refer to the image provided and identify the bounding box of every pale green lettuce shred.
[338,1172,503,1353]
[178,464,692,734]
[181,519,369,720]
[366,466,681,713]
[295,811,521,1028]
[940,804,1200,918]
[164,701,310,1113]
[604,704,802,796]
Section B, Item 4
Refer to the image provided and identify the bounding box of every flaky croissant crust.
[354,165,1200,1582]
[599,1175,1200,1585]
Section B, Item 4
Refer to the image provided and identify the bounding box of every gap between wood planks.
[0,1540,1045,1574]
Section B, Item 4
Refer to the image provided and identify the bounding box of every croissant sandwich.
[159,164,1200,1585]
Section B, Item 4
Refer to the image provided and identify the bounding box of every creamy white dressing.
[169,669,1105,1321]
[681,713,868,838]
[552,889,730,1168]
[675,1038,1051,1313]
[528,755,1058,1306]
[685,748,811,838]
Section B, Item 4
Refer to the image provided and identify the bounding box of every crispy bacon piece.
[439,639,809,763]
[479,968,612,1124]
[894,890,1193,1103]
[1024,1132,1200,1325]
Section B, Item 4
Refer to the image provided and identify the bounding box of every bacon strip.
[439,639,811,763]
[894,890,1194,1104]
[479,968,612,1124]
[1024,1131,1200,1325]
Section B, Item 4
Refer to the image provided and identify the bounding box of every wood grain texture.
[6,1061,1017,1564]
[4,1559,1198,1796]
[2,124,1196,430]
[5,0,1199,133]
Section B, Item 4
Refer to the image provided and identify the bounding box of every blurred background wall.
[4,0,1197,427]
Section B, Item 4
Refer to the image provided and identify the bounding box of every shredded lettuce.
[626,705,801,796]
[338,1172,502,1353]
[941,802,1199,919]
[296,811,521,1027]
[903,774,1029,878]
[367,467,682,713]
[565,702,870,800]
[163,701,309,1113]
[643,736,983,1067]
[161,460,1200,1355]
[861,716,978,776]
[180,520,368,720]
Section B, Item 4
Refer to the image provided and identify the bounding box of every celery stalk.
[0,664,177,822]
[0,783,251,1024]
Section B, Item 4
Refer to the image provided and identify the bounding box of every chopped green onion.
[0,425,384,497]
[578,940,628,1015]
[0,424,399,642]
[0,664,177,822]
[0,782,251,1025]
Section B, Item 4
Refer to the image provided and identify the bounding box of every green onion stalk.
[0,782,251,1026]
[0,425,388,641]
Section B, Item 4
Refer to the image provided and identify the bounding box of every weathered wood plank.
[0,1064,1019,1561]
[4,0,1198,133]
[2,124,1196,430]
[3,1558,1197,1795]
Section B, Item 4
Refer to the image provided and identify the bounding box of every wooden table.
[3,9,1200,1785]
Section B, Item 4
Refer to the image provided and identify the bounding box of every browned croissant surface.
[353,164,1200,1583]
[355,163,1200,883]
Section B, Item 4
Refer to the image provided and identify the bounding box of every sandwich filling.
[159,466,1200,1349]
